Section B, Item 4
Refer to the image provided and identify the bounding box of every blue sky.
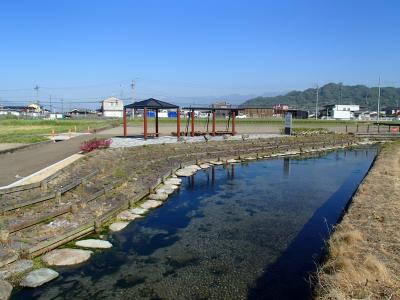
[0,0,399,107]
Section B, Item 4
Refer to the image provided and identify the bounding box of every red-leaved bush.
[80,138,112,153]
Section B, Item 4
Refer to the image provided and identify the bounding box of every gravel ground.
[110,133,283,148]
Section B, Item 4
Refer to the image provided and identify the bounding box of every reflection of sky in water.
[14,148,377,300]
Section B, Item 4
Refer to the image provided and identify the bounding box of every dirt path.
[315,141,400,299]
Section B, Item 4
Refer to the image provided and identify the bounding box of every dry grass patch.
[315,142,400,300]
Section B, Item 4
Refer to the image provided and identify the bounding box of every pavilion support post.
[144,107,148,140]
[232,111,236,136]
[123,108,127,137]
[212,111,216,136]
[191,110,195,137]
[176,108,181,138]
[155,109,159,137]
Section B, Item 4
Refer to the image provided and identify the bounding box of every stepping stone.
[149,192,169,201]
[199,163,210,169]
[75,239,112,249]
[164,178,181,185]
[117,210,142,221]
[186,165,201,170]
[20,268,58,288]
[155,187,174,195]
[129,208,148,215]
[0,259,33,280]
[210,161,223,165]
[42,249,93,266]
[175,169,194,177]
[244,157,256,160]
[0,280,12,299]
[163,183,179,191]
[140,200,163,209]
[109,222,129,232]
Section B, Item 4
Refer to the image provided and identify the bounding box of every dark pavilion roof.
[124,98,178,109]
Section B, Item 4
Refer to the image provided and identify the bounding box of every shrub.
[80,138,112,153]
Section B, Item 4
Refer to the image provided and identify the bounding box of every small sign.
[284,113,292,135]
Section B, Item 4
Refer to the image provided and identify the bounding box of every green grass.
[127,117,387,126]
[0,117,121,143]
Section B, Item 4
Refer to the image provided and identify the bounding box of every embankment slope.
[315,142,400,299]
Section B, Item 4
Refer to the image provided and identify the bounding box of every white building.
[101,97,124,118]
[324,104,360,120]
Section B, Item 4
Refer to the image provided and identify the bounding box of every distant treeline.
[241,83,400,111]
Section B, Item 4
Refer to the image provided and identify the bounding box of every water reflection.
[13,147,377,300]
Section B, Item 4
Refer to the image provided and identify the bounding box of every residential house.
[100,97,124,118]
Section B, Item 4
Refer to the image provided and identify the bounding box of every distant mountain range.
[241,83,400,111]
[171,92,280,106]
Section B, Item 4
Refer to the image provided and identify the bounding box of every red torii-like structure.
[123,98,180,139]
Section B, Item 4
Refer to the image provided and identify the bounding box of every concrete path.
[0,143,28,153]
[0,132,114,187]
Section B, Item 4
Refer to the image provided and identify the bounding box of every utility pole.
[49,95,53,113]
[315,85,319,120]
[34,84,40,109]
[339,83,342,105]
[61,99,64,115]
[377,76,381,122]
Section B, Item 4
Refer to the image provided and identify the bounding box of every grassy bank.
[314,141,400,299]
[0,117,120,143]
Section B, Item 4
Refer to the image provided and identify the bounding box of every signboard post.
[284,112,292,135]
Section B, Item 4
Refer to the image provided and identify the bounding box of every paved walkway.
[0,132,114,187]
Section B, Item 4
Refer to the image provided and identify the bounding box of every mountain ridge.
[241,83,400,111]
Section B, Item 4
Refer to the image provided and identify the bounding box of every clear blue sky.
[0,0,399,107]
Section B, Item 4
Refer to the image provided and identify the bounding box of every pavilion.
[123,98,180,139]
[182,106,241,137]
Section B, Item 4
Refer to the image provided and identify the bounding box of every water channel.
[14,147,377,300]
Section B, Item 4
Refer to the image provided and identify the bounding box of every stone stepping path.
[140,200,163,209]
[20,268,59,288]
[175,169,195,177]
[199,163,211,169]
[75,239,112,249]
[164,178,181,185]
[117,210,143,221]
[42,249,92,266]
[129,208,148,215]
[175,165,202,177]
[156,186,174,195]
[109,222,129,232]
[244,156,257,160]
[148,193,168,201]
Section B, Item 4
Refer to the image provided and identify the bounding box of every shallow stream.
[14,147,377,299]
